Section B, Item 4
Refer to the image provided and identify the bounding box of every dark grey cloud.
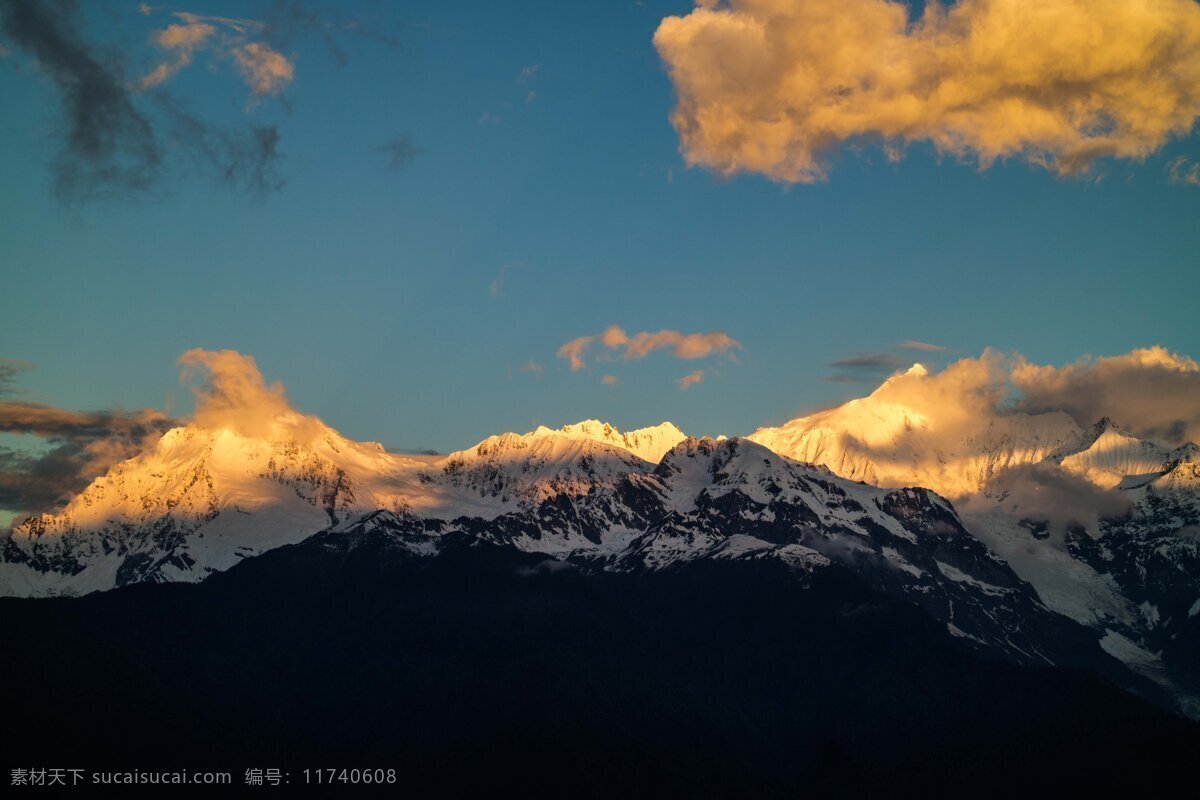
[0,0,162,201]
[157,96,285,195]
[0,358,32,397]
[378,135,420,170]
[0,0,301,201]
[830,353,909,370]
[258,0,400,66]
[0,396,176,519]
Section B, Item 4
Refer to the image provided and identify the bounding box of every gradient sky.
[2,0,1199,461]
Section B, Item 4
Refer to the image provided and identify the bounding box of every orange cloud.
[557,325,742,370]
[232,42,294,96]
[557,336,593,371]
[139,21,216,89]
[623,329,740,360]
[138,9,293,97]
[178,348,320,441]
[601,374,619,385]
[676,370,705,390]
[654,0,1200,182]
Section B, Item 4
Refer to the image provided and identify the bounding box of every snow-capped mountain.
[747,365,1088,497]
[749,374,1200,713]
[3,391,1199,714]
[0,418,682,596]
[1060,418,1174,490]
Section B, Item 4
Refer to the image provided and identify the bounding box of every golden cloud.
[1012,346,1200,445]
[232,42,294,96]
[178,348,321,441]
[676,370,705,390]
[654,0,1200,182]
[139,10,293,97]
[139,21,216,89]
[557,325,742,370]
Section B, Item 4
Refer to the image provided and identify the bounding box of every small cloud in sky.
[827,341,949,383]
[231,41,294,96]
[518,63,540,103]
[379,136,421,170]
[896,340,948,352]
[831,353,908,370]
[489,263,524,298]
[601,375,618,385]
[138,10,294,97]
[557,325,741,371]
[676,370,704,391]
[1167,156,1200,187]
[518,361,544,378]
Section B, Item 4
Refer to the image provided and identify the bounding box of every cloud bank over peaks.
[654,0,1200,182]
[750,346,1200,501]
[1011,347,1200,446]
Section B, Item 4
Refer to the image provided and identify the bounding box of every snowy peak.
[552,419,687,463]
[747,398,1085,498]
[1059,419,1172,490]
[4,420,434,595]
[1150,443,1200,496]
[437,424,653,510]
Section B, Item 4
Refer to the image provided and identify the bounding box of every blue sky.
[2,0,1198,456]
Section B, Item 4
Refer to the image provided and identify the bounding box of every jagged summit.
[746,393,1084,498]
[528,419,687,463]
[1060,420,1172,490]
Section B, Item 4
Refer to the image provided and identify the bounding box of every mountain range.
[3,363,1199,722]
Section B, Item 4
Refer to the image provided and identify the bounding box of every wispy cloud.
[0,0,389,201]
[654,0,1200,182]
[0,0,163,200]
[138,10,293,97]
[601,374,618,385]
[378,136,420,170]
[518,63,540,104]
[1167,155,1200,187]
[827,340,949,383]
[831,354,908,370]
[557,325,742,371]
[231,41,294,96]
[557,336,593,371]
[676,370,704,391]
[489,263,524,298]
[0,360,175,519]
[139,18,216,90]
[896,340,947,352]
